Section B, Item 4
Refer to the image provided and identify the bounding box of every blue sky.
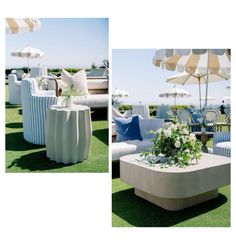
[6,18,108,69]
[112,49,231,107]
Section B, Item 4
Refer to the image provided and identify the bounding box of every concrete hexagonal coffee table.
[120,153,230,211]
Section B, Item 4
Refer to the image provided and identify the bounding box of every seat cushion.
[114,115,143,142]
[61,69,89,95]
[213,141,231,157]
[112,139,153,161]
[73,94,108,108]
[215,141,231,149]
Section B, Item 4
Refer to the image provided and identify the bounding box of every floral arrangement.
[36,76,48,89]
[60,80,83,98]
[141,115,202,167]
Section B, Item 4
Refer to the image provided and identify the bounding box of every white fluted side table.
[45,105,92,164]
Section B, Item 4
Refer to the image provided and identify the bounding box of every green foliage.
[118,104,132,112]
[5,67,28,76]
[47,68,83,76]
[141,119,202,167]
[118,104,190,117]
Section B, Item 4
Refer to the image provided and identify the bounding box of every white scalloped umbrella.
[153,49,231,110]
[112,88,130,98]
[11,46,45,72]
[159,86,191,105]
[6,18,41,34]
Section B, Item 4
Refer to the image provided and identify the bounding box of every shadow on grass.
[93,128,108,145]
[112,161,120,179]
[5,101,21,109]
[7,150,71,171]
[6,122,23,128]
[18,108,22,115]
[91,109,107,121]
[6,132,43,151]
[112,189,228,227]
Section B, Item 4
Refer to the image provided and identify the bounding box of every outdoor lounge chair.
[112,118,164,161]
[204,109,220,131]
[156,105,171,121]
[213,132,231,157]
[8,74,21,105]
[132,105,150,119]
[29,67,48,78]
[112,106,131,118]
[21,78,57,145]
[87,77,108,94]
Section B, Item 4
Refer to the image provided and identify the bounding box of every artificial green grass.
[112,178,230,227]
[112,114,230,227]
[5,84,108,173]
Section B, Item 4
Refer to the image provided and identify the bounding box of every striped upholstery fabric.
[8,74,21,104]
[21,78,57,145]
[156,105,171,121]
[213,132,231,157]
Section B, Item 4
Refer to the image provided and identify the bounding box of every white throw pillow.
[61,69,89,95]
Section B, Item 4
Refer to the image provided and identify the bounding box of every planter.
[120,153,230,211]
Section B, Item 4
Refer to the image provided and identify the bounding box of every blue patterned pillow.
[114,115,143,142]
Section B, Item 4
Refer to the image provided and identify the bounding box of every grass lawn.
[112,178,230,227]
[5,83,108,173]
[112,115,230,227]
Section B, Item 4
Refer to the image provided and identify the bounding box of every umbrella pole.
[204,50,210,112]
[27,58,29,73]
[198,79,202,111]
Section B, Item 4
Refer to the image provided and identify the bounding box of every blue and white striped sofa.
[8,74,21,105]
[213,132,231,157]
[21,78,57,145]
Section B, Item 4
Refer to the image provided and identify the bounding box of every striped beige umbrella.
[11,46,45,72]
[5,18,41,34]
[153,49,231,110]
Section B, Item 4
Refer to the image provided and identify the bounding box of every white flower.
[163,129,172,138]
[182,128,188,134]
[174,140,181,148]
[158,153,165,157]
[190,133,196,140]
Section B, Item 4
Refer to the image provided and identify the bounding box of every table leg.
[200,134,209,153]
